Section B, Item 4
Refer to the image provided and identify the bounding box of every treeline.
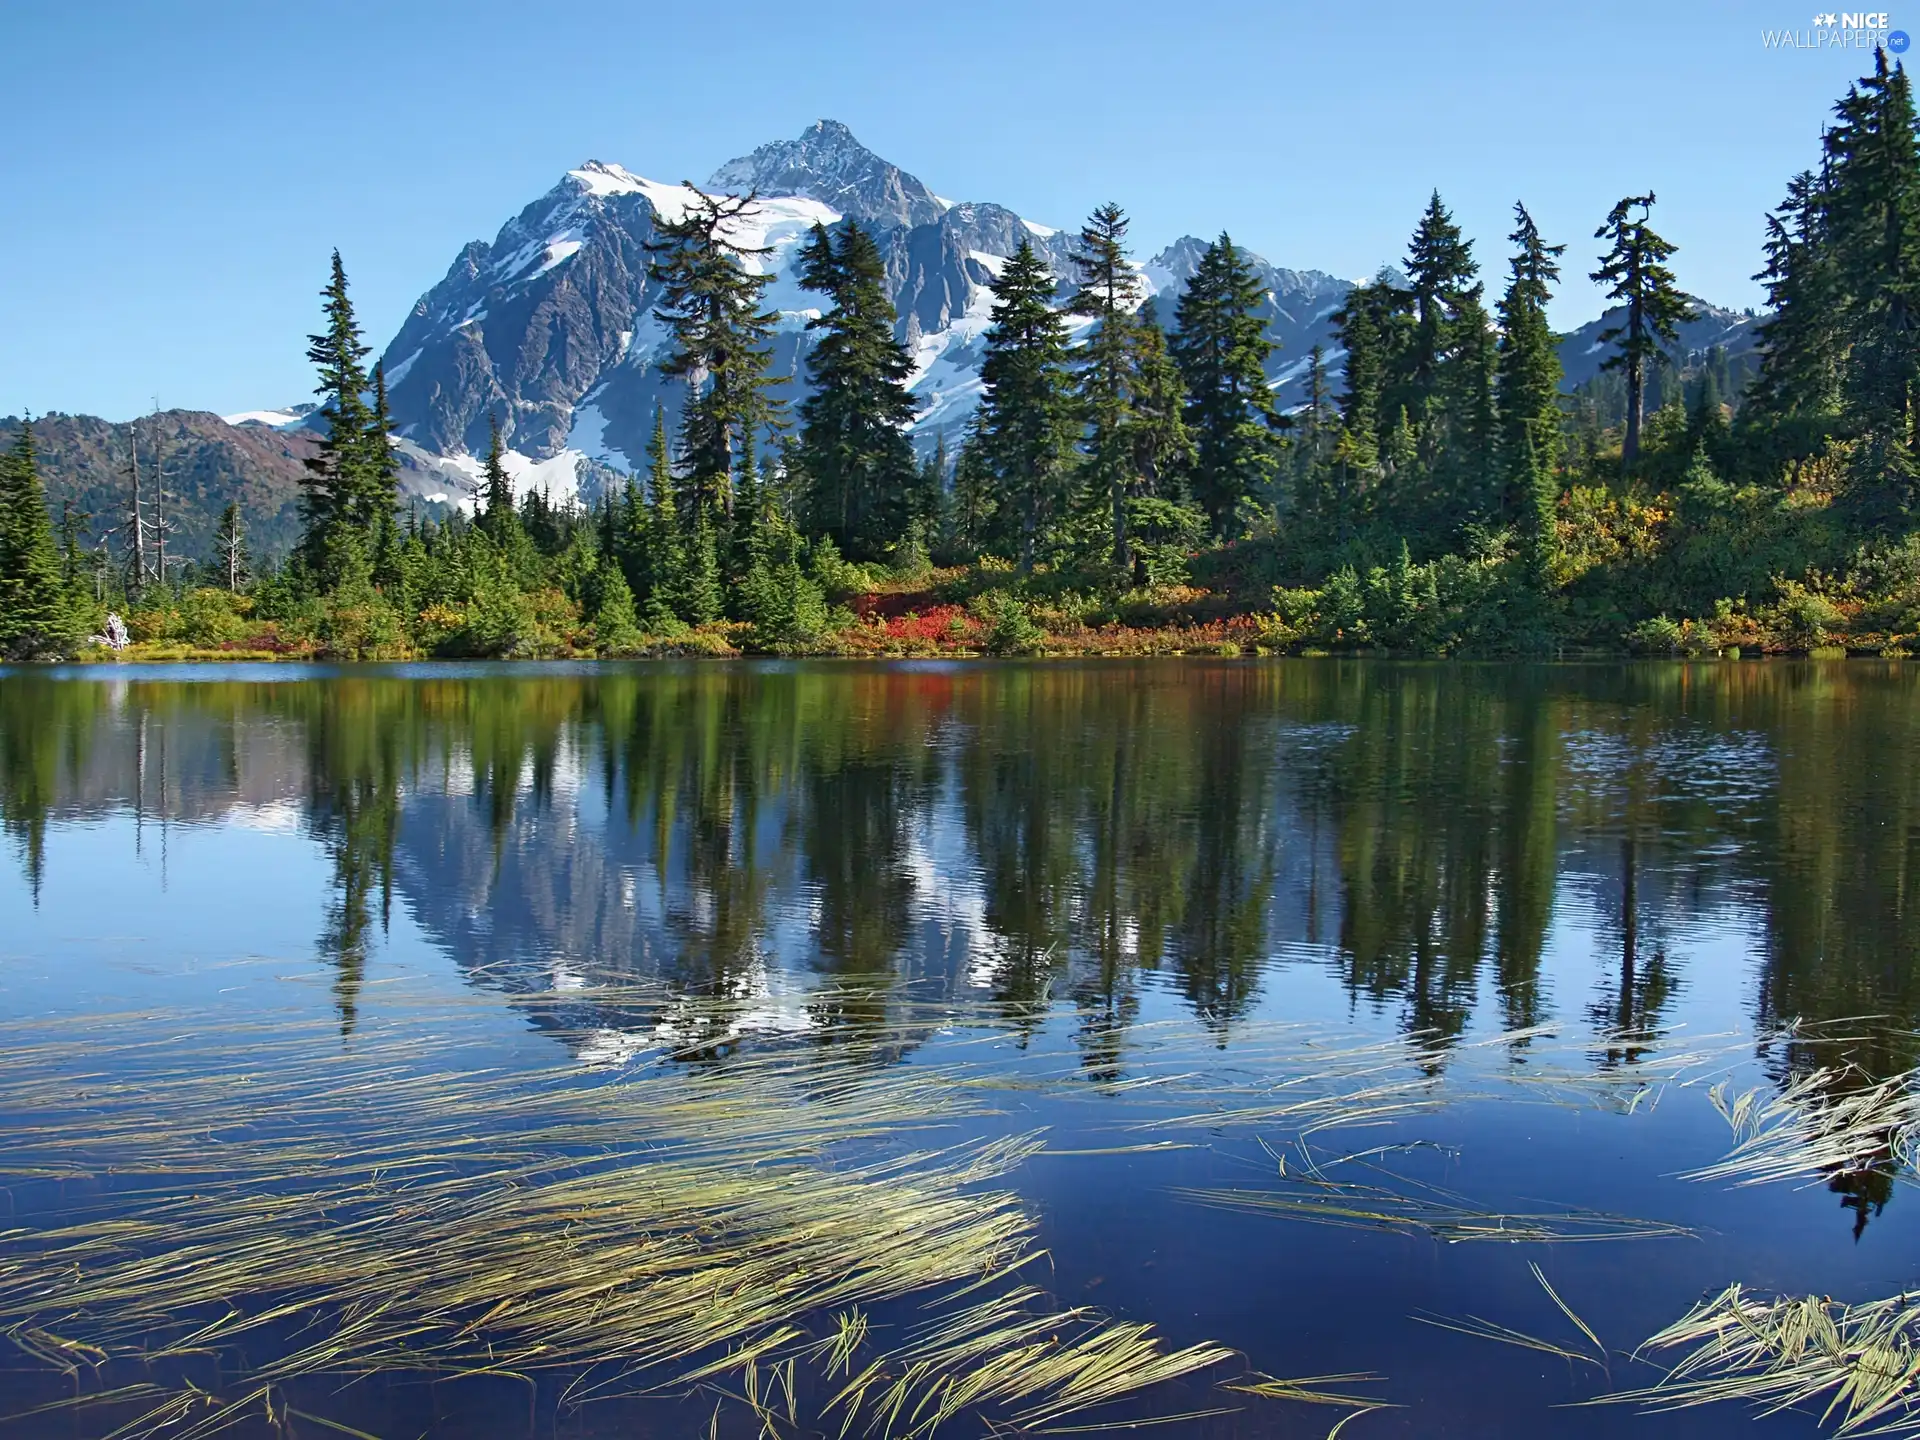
[6,53,1920,660]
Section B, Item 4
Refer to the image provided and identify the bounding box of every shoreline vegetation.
[10,57,1920,665]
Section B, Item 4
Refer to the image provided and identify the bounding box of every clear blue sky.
[0,0,1888,421]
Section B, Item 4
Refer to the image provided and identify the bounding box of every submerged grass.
[0,1008,1235,1439]
[1176,1140,1693,1246]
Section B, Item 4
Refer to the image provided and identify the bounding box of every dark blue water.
[1,659,1915,1437]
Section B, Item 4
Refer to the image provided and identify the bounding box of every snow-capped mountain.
[335,120,1361,507]
[235,120,1760,510]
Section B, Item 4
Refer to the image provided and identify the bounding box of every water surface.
[2,659,1917,1437]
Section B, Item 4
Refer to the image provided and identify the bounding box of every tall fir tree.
[1591,193,1693,466]
[977,239,1078,569]
[1824,50,1920,523]
[1395,192,1480,423]
[0,423,81,659]
[645,188,783,519]
[948,416,998,561]
[1172,234,1277,538]
[1495,203,1567,549]
[794,221,919,560]
[302,251,375,577]
[1068,203,1147,568]
[640,406,682,629]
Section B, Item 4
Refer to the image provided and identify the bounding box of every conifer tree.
[1824,50,1920,522]
[1172,234,1277,538]
[1124,298,1194,510]
[1068,203,1146,568]
[949,418,997,561]
[1591,193,1693,465]
[646,188,783,518]
[640,406,682,629]
[795,221,918,560]
[362,360,401,532]
[478,413,518,543]
[1495,204,1567,537]
[1396,192,1480,420]
[302,251,375,575]
[0,423,81,659]
[1744,170,1839,448]
[977,239,1077,569]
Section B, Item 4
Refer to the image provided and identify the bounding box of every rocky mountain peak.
[706,120,947,230]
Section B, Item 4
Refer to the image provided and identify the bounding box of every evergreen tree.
[646,188,784,517]
[1124,298,1194,511]
[948,417,998,561]
[1495,203,1568,537]
[1331,274,1411,472]
[641,407,683,629]
[1397,193,1479,411]
[1172,234,1277,537]
[1591,193,1693,466]
[477,413,519,543]
[1743,171,1842,453]
[1825,51,1920,522]
[1069,203,1147,568]
[977,239,1078,569]
[795,221,919,560]
[302,252,376,576]
[0,424,81,659]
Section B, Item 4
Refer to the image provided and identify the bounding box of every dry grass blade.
[1687,1065,1920,1191]
[1594,1284,1920,1436]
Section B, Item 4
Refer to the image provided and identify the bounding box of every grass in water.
[0,1007,1235,1439]
[1597,1285,1920,1436]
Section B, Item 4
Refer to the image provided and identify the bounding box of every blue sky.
[0,0,1892,420]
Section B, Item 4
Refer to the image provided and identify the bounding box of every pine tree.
[0,423,81,659]
[1496,203,1568,538]
[1591,193,1693,466]
[1172,234,1277,538]
[214,501,249,593]
[646,188,784,518]
[302,251,376,575]
[977,239,1077,569]
[795,221,918,560]
[1068,203,1146,568]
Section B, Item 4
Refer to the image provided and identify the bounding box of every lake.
[1,658,1916,1439]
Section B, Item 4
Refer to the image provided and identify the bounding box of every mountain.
[29,123,1766,558]
[1556,296,1761,391]
[361,121,1373,505]
[0,408,470,573]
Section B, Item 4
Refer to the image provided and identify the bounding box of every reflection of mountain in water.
[6,663,1920,1100]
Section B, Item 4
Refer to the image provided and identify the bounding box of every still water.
[1,659,1917,1438]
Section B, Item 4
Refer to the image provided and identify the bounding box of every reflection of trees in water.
[9,663,1920,1122]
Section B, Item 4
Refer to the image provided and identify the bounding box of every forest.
[4,53,1920,662]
